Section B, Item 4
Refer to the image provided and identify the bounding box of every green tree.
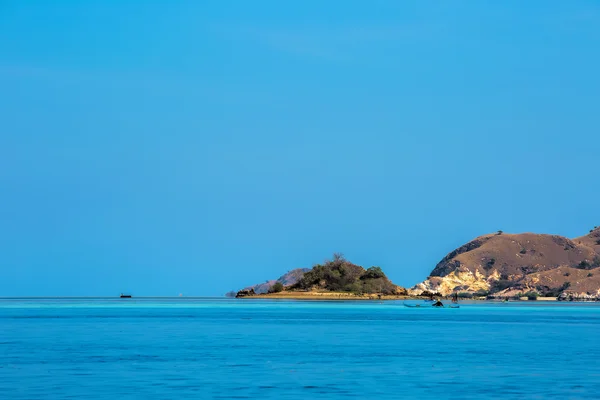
[345,281,363,295]
[525,291,538,300]
[361,266,385,280]
[269,282,284,293]
[576,260,591,269]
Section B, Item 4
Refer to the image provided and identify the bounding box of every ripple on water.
[1,300,600,399]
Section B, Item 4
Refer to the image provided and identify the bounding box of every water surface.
[1,298,599,399]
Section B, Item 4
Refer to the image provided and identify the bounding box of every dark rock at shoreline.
[235,288,256,298]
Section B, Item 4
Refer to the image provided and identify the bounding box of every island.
[235,253,409,300]
[232,227,600,301]
[411,226,600,301]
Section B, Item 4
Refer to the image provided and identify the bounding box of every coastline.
[238,291,561,302]
[242,291,418,300]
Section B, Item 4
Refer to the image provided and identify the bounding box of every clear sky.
[1,1,599,296]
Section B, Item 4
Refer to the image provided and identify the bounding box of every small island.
[235,253,409,300]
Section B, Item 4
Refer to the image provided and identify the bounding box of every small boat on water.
[120,293,132,298]
[403,299,459,309]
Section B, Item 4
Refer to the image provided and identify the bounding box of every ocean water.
[1,298,600,399]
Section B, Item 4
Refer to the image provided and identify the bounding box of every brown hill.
[522,266,600,294]
[236,254,406,297]
[233,268,310,295]
[412,227,600,298]
[575,226,600,253]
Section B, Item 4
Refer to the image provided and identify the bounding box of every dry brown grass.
[249,291,412,300]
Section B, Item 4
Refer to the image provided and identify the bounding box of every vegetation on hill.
[236,226,600,300]
[268,282,284,293]
[413,226,600,298]
[289,253,403,295]
[235,253,405,297]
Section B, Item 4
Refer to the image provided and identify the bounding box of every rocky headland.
[232,227,600,301]
[411,227,600,300]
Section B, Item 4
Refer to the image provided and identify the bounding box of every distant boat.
[403,300,459,309]
[120,293,132,298]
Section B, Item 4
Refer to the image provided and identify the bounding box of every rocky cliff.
[412,227,600,297]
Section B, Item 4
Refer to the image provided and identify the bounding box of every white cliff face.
[559,289,600,300]
[411,268,500,296]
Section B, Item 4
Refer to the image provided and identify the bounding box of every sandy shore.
[521,296,557,301]
[242,291,414,300]
[239,291,560,301]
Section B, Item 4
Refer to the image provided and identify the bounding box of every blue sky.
[1,1,599,296]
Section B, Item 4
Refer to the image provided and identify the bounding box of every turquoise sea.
[1,298,599,399]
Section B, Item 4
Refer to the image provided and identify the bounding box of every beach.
[247,291,412,300]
